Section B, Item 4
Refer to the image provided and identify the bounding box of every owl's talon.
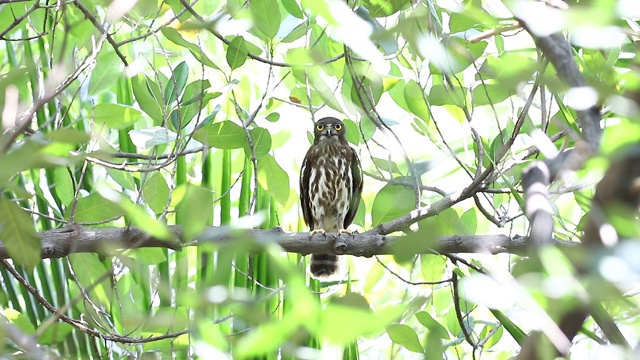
[310,229,326,237]
[338,229,353,236]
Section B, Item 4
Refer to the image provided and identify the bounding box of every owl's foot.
[338,229,354,235]
[310,229,326,237]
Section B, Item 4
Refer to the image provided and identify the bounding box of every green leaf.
[226,36,249,70]
[472,84,511,106]
[343,119,361,145]
[53,167,74,206]
[313,302,403,343]
[3,309,35,335]
[366,0,408,17]
[165,61,189,105]
[235,312,302,357]
[415,311,449,339]
[38,323,74,345]
[143,307,189,333]
[45,129,90,144]
[371,157,401,175]
[72,193,123,223]
[176,184,213,242]
[96,185,173,240]
[449,12,480,33]
[446,308,463,337]
[387,324,424,353]
[257,154,290,205]
[489,308,526,345]
[143,173,170,214]
[132,75,164,124]
[88,50,123,95]
[479,323,503,348]
[0,199,40,269]
[265,112,280,122]
[282,21,308,43]
[431,39,487,75]
[107,168,137,191]
[171,80,217,130]
[246,127,272,160]
[180,80,214,107]
[460,209,477,235]
[282,0,303,18]
[161,27,220,70]
[69,254,113,311]
[371,182,416,226]
[404,80,430,123]
[428,84,467,108]
[125,248,167,266]
[601,118,640,155]
[93,103,143,130]
[250,0,281,40]
[360,116,377,141]
[193,121,247,149]
[420,255,446,282]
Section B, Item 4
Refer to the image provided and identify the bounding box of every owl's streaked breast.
[307,142,353,231]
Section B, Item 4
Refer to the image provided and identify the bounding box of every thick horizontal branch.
[0,225,579,260]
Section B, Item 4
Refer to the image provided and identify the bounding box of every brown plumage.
[299,117,363,278]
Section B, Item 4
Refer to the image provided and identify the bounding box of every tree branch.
[0,224,579,260]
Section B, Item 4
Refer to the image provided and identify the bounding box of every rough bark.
[0,224,579,260]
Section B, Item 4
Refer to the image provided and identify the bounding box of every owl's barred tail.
[310,254,339,278]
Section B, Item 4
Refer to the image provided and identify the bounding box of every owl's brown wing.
[343,146,363,228]
[299,152,314,230]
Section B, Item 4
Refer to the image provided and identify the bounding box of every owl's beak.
[322,125,336,136]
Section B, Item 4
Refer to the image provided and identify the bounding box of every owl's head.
[313,117,346,143]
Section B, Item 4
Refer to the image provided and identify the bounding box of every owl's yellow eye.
[334,124,342,131]
[316,125,325,131]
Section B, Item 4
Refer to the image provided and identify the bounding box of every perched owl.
[299,117,363,278]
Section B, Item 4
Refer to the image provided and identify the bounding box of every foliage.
[0,0,639,359]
